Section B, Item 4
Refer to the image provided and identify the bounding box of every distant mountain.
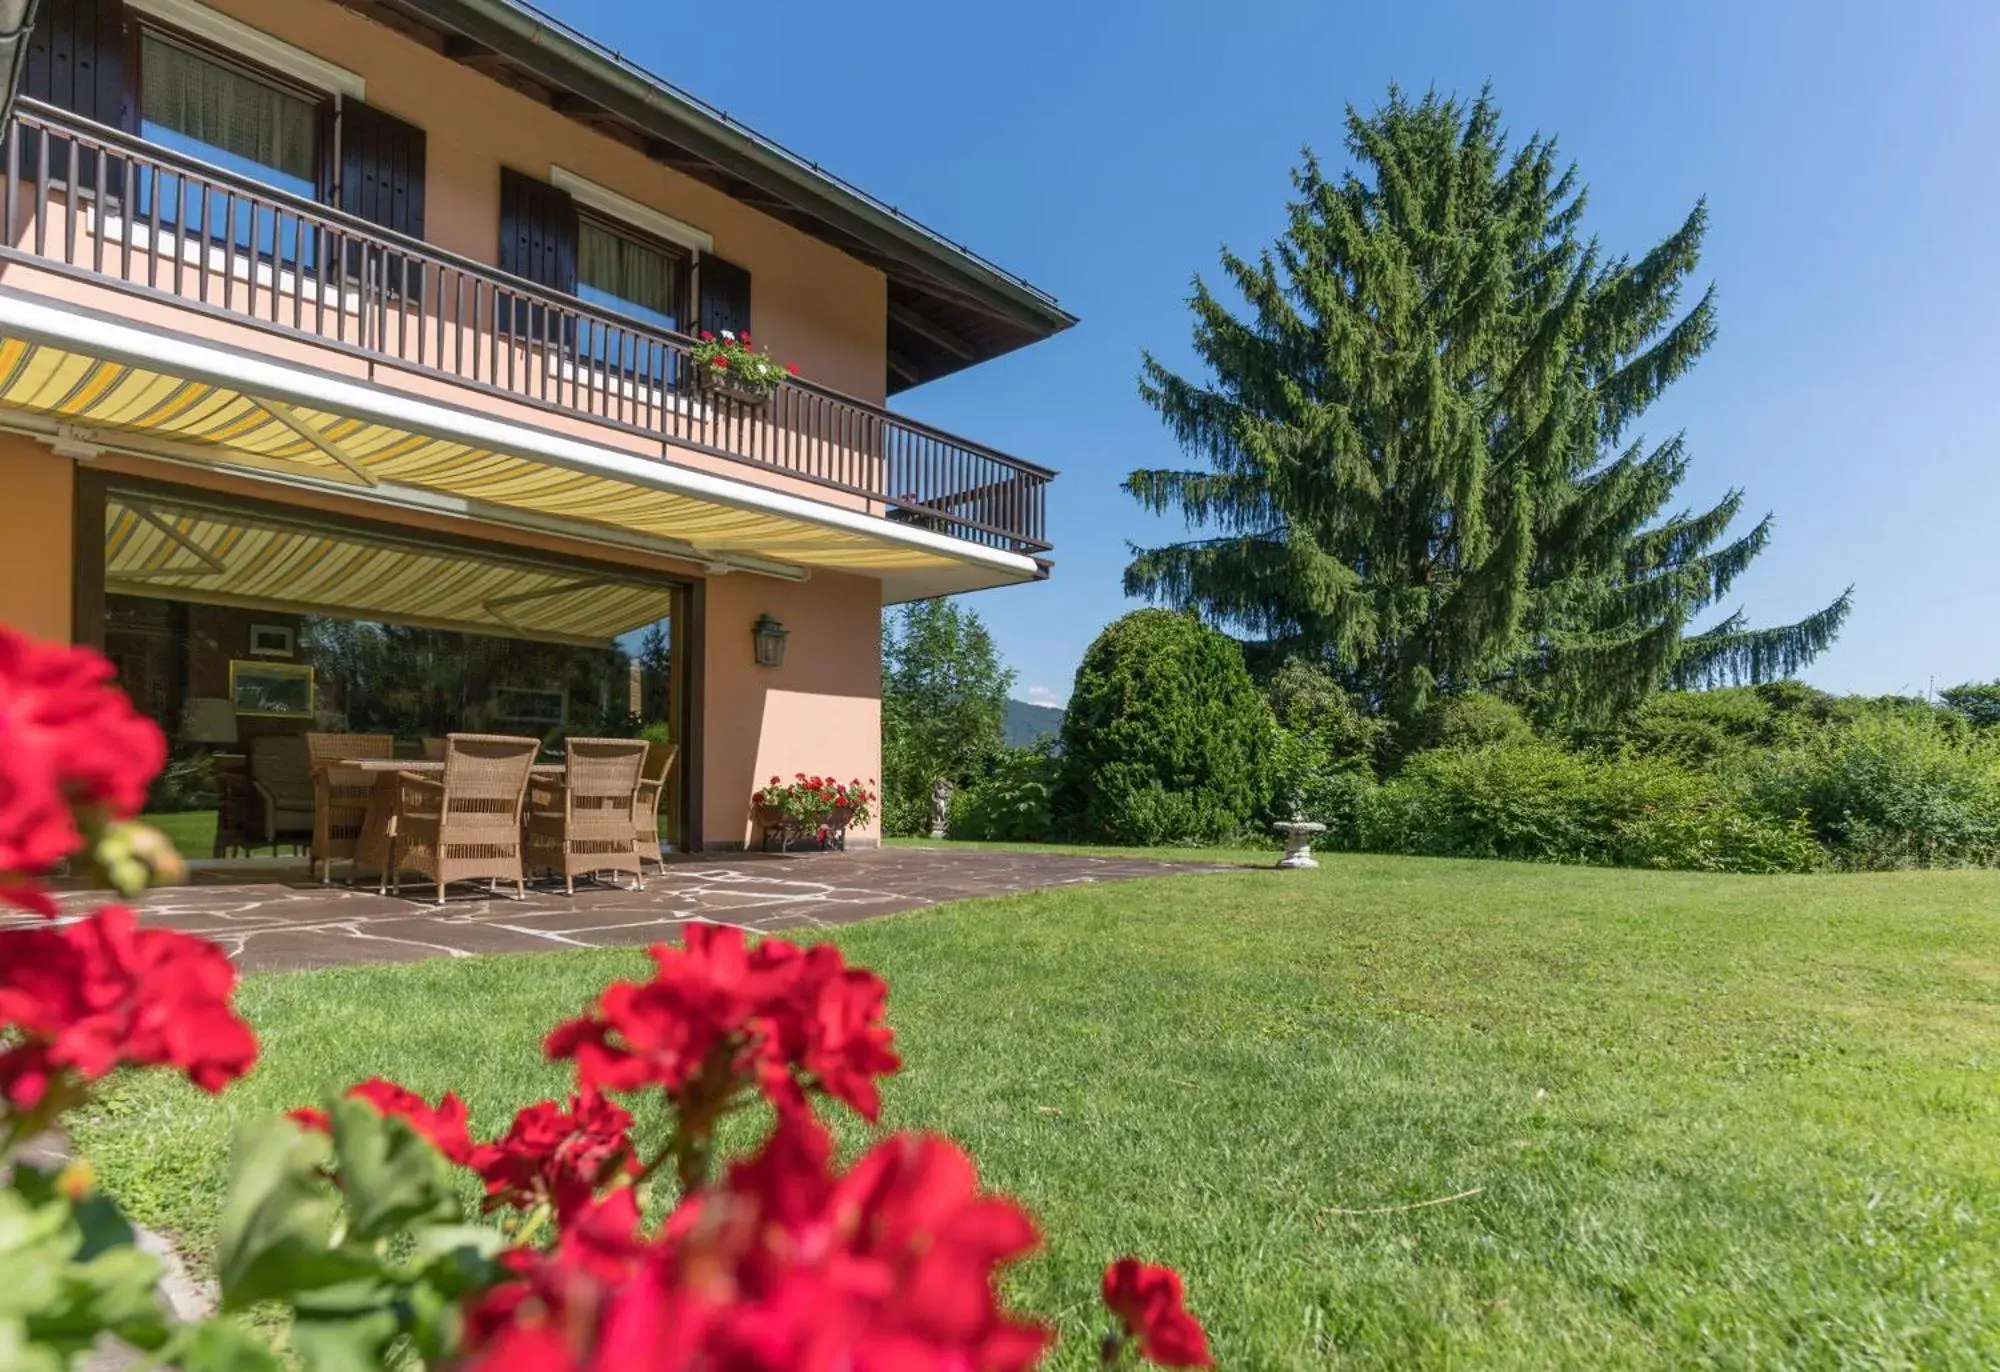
[1004,699,1064,748]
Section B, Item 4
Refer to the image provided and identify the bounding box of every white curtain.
[579,220,681,323]
[141,35,317,182]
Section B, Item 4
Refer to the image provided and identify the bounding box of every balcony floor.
[12,848,1232,973]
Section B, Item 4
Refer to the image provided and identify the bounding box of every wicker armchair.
[526,738,649,894]
[634,742,679,870]
[306,733,396,883]
[386,734,539,903]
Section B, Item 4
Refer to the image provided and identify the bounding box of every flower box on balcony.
[697,366,776,409]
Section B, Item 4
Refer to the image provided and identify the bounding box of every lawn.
[71,854,2000,1369]
[142,809,219,860]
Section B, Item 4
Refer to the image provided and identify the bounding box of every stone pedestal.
[1273,820,1326,870]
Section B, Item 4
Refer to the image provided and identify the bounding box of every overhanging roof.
[346,0,1077,393]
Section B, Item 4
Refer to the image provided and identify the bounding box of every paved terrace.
[8,848,1232,974]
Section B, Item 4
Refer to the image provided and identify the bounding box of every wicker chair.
[386,734,539,903]
[307,732,394,771]
[634,742,680,870]
[305,733,396,883]
[526,738,649,894]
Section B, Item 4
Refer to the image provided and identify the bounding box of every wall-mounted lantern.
[752,614,789,668]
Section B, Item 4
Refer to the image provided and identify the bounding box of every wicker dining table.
[339,758,564,874]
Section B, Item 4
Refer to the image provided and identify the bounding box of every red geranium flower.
[470,1089,638,1221]
[0,905,255,1106]
[698,330,714,342]
[545,924,898,1124]
[785,363,798,375]
[297,1077,476,1164]
[461,1114,1047,1372]
[0,629,165,903]
[1102,1258,1213,1367]
[710,356,729,370]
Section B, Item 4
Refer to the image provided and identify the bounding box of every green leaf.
[288,1281,406,1372]
[9,1162,140,1262]
[176,1318,287,1372]
[26,1246,169,1355]
[327,1097,462,1242]
[0,1317,64,1372]
[216,1117,374,1311]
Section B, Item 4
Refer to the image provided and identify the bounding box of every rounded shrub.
[1053,610,1277,845]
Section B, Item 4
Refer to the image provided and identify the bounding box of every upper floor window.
[137,32,323,201]
[577,216,687,334]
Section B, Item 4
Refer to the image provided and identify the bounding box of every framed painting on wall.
[229,660,315,718]
[248,623,295,657]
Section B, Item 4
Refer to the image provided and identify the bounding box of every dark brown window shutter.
[339,100,426,240]
[498,168,576,340]
[499,167,577,291]
[22,0,125,123]
[339,100,427,301]
[698,255,751,339]
[16,0,126,186]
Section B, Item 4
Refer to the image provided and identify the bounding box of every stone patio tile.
[6,849,1234,973]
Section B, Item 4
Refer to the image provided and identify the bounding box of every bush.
[1408,691,1535,755]
[1353,743,1819,874]
[1746,715,2000,868]
[949,744,1059,842]
[1941,680,2000,731]
[1054,610,1276,845]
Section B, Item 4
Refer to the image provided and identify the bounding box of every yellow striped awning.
[0,332,1037,600]
[106,490,677,647]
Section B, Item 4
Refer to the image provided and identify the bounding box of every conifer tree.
[1128,87,1849,727]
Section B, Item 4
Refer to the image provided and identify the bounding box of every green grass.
[142,810,218,861]
[71,854,2000,1368]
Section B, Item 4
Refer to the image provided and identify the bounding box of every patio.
[11,847,1229,973]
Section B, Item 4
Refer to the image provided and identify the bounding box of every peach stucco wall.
[0,434,74,640]
[187,0,889,405]
[702,569,882,849]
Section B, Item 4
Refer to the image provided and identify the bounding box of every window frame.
[575,208,692,335]
[125,20,338,205]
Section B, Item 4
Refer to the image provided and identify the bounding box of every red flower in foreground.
[545,925,899,1124]
[470,1089,638,1220]
[292,1077,476,1164]
[0,906,255,1107]
[710,356,729,370]
[0,628,165,897]
[461,1114,1047,1372]
[785,363,799,375]
[1101,1259,1213,1367]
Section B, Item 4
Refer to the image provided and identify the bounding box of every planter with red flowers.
[690,328,797,407]
[752,773,877,852]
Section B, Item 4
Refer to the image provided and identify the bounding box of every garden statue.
[929,775,955,838]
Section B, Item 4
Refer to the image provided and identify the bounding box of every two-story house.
[0,0,1070,854]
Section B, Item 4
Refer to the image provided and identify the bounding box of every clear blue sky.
[550,0,2000,707]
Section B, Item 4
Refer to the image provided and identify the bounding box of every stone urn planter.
[1272,818,1327,870]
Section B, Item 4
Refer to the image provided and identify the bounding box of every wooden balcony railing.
[0,101,1052,554]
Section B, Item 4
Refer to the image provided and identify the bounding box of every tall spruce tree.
[1127,87,1849,728]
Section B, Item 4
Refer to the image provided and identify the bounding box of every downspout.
[0,0,38,122]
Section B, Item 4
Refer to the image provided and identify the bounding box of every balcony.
[0,101,1052,556]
